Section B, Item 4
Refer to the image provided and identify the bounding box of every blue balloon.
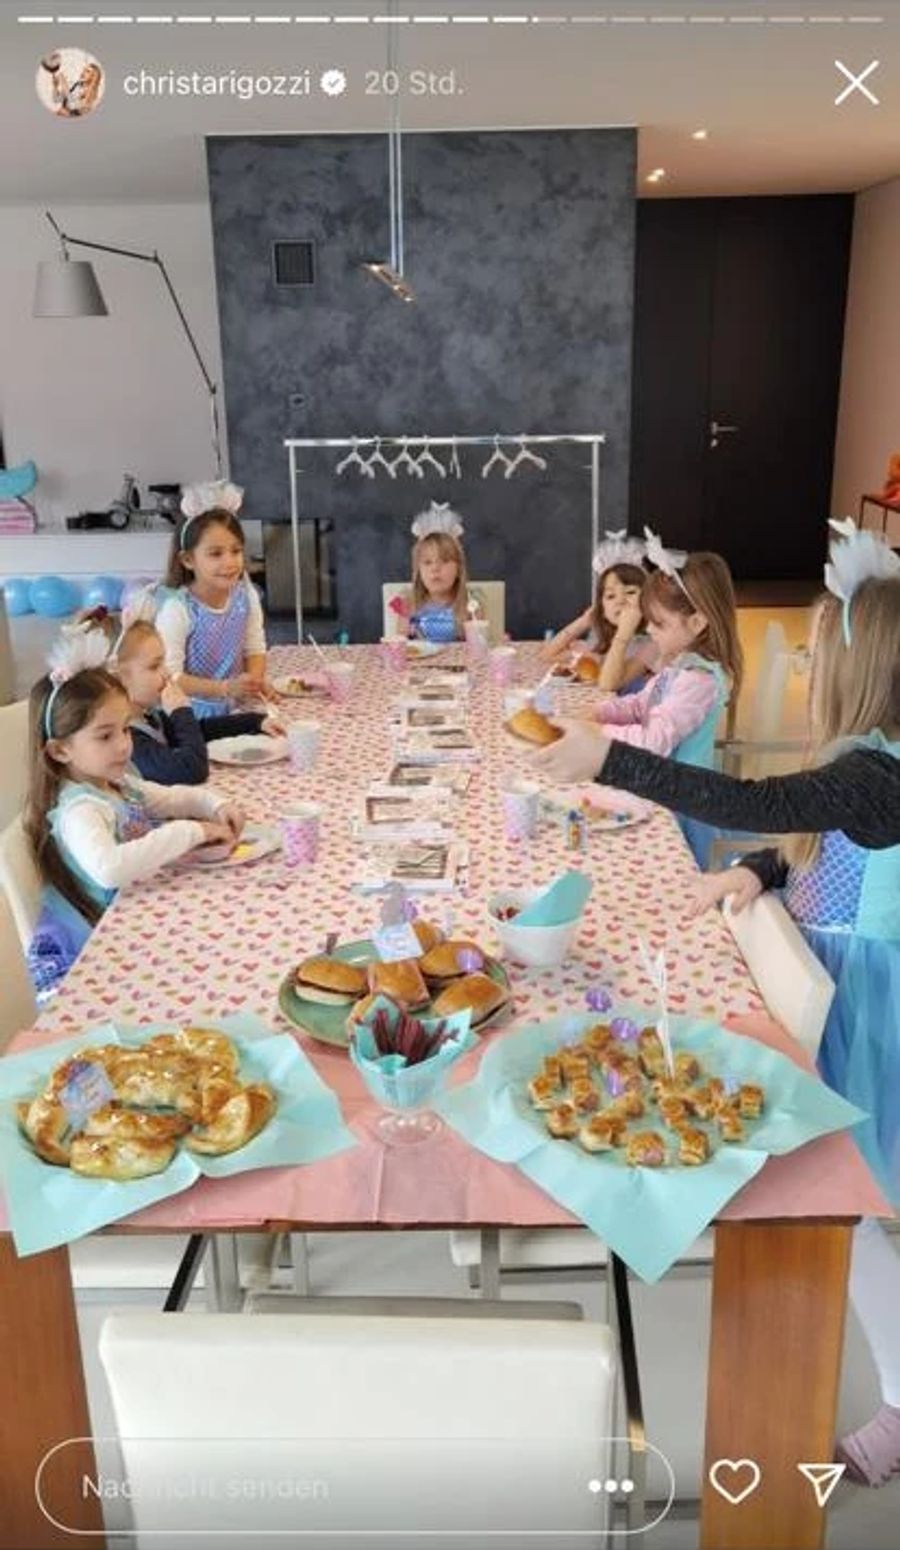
[82,575,123,611]
[2,576,33,617]
[29,574,80,619]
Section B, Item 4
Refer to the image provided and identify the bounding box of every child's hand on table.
[261,714,286,738]
[216,804,247,839]
[195,820,235,848]
[684,866,763,919]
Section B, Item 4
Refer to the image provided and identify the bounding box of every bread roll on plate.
[430,971,508,1028]
[294,956,368,1006]
[420,939,483,985]
[367,958,430,1009]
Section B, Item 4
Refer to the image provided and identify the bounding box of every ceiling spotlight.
[691,129,709,141]
[646,168,667,184]
[362,261,415,303]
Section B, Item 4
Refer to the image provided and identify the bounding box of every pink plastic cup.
[490,646,517,687]
[379,637,408,674]
[287,720,321,774]
[464,619,490,666]
[327,662,355,704]
[280,803,321,867]
[501,779,541,841]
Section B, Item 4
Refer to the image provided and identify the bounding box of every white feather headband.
[180,480,244,545]
[642,525,700,611]
[411,502,464,543]
[825,517,900,643]
[592,528,645,577]
[111,584,158,658]
[44,625,112,738]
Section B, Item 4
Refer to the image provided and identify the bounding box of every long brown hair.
[25,668,130,926]
[411,533,470,635]
[642,551,744,701]
[591,562,647,654]
[782,576,900,870]
[165,508,246,588]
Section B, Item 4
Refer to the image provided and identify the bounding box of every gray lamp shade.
[33,258,108,317]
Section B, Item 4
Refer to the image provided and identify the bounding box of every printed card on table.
[386,762,472,793]
[394,729,479,763]
[355,841,468,894]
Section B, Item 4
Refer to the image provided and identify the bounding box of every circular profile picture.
[36,48,105,119]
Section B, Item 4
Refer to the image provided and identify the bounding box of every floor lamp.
[33,210,223,479]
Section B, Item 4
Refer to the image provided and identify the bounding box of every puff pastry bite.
[608,1090,645,1121]
[18,1095,72,1167]
[69,1134,177,1180]
[527,1074,558,1110]
[625,1131,667,1168]
[675,1126,710,1167]
[738,1083,764,1120]
[560,1049,591,1083]
[546,1103,580,1140]
[716,1108,745,1143]
[184,1083,276,1156]
[583,1025,613,1059]
[637,1028,667,1078]
[542,1054,564,1086]
[658,1096,691,1130]
[177,1027,241,1074]
[578,1114,627,1152]
[83,1105,190,1143]
[570,1078,601,1114]
[674,1052,702,1085]
[685,1081,725,1121]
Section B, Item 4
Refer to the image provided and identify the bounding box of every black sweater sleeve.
[199,711,265,742]
[600,743,900,851]
[130,708,210,785]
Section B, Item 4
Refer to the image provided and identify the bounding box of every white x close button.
[834,60,880,107]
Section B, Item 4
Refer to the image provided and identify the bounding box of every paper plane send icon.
[797,1463,846,1508]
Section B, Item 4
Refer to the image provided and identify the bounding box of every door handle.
[709,421,739,450]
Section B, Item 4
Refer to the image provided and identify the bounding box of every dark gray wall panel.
[207,129,636,641]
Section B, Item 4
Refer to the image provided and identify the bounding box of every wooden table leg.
[701,1220,852,1550]
[0,1236,105,1548]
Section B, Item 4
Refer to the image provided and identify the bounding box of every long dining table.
[0,641,888,1550]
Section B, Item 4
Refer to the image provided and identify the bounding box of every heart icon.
[708,1458,762,1506]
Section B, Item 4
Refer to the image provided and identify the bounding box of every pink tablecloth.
[4,643,888,1235]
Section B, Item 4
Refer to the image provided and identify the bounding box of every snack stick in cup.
[280,803,321,867]
[287,720,321,773]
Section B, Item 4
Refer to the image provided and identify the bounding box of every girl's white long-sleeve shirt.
[55,779,227,892]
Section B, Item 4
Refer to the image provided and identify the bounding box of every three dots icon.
[588,1477,635,1497]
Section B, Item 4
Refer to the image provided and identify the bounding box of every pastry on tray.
[367,958,431,1011]
[578,1113,627,1152]
[528,1074,559,1110]
[716,1108,745,1143]
[420,939,483,985]
[675,1125,711,1167]
[293,956,368,1006]
[412,918,445,954]
[570,1078,601,1114]
[430,971,509,1028]
[16,1029,277,1178]
[504,707,563,746]
[738,1083,764,1119]
[625,1130,667,1168]
[546,1102,580,1139]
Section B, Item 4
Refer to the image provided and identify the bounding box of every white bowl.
[487,887,583,970]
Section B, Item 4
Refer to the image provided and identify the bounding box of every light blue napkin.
[350,994,475,1110]
[513,869,592,928]
[0,1013,356,1257]
[436,1008,866,1283]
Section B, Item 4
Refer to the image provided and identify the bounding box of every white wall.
[831,177,900,546]
[0,202,225,530]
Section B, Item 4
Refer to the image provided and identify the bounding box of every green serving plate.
[278,938,511,1050]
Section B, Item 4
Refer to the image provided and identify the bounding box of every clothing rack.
[283,432,605,641]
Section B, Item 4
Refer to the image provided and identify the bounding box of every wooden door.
[630,196,853,580]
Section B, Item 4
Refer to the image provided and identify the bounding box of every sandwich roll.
[504,707,563,747]
[293,955,368,1006]
[367,958,430,1010]
[430,971,508,1028]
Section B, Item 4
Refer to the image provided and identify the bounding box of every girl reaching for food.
[534,520,900,1487]
[24,626,245,994]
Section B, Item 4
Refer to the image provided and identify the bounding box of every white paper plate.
[541,784,652,831]
[180,823,281,868]
[208,735,288,767]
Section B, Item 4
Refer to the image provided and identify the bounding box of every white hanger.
[392,436,425,478]
[504,435,547,479]
[416,436,447,478]
[365,436,397,479]
[448,437,462,479]
[481,435,513,479]
[335,436,375,479]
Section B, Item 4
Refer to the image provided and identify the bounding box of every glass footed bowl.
[354,1058,448,1147]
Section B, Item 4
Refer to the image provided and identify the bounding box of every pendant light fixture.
[362,1,415,303]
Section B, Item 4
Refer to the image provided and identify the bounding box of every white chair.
[99,1310,618,1546]
[0,814,41,954]
[0,888,36,1050]
[0,699,29,831]
[723,893,835,1058]
[382,581,506,644]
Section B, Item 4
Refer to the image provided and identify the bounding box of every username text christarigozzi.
[124,68,316,99]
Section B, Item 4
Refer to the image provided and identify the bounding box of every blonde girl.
[535,522,900,1485]
[389,505,481,644]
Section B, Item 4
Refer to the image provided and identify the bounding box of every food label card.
[373,922,424,962]
[58,1059,115,1128]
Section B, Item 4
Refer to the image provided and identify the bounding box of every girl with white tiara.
[389,504,483,645]
[24,624,244,993]
[535,520,900,1485]
[541,529,658,694]
[154,480,274,717]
